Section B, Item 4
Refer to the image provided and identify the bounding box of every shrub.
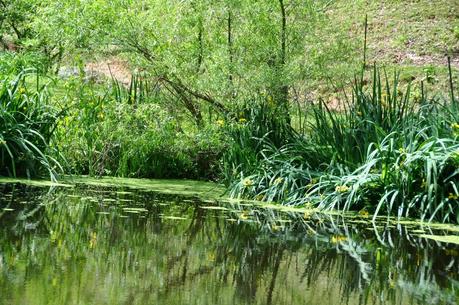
[55,77,226,180]
[220,97,296,185]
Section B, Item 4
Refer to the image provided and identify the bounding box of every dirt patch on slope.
[85,58,132,86]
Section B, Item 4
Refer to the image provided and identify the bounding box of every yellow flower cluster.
[335,185,350,193]
[89,232,97,249]
[243,178,254,187]
[331,235,347,244]
[255,194,264,201]
[306,178,318,189]
[238,118,247,123]
[239,211,249,220]
[274,177,284,185]
[303,209,313,219]
[216,119,225,127]
[358,209,369,217]
[270,224,282,231]
[421,179,427,188]
[451,123,459,130]
[448,193,458,200]
[207,252,216,262]
[267,95,275,107]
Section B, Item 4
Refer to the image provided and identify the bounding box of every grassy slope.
[362,0,459,64]
[329,0,459,64]
[308,0,459,99]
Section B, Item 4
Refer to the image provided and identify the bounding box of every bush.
[0,52,49,75]
[55,78,226,180]
[220,97,296,185]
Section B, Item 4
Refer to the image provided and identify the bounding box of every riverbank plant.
[220,98,296,185]
[225,64,459,223]
[55,76,226,179]
[0,69,61,180]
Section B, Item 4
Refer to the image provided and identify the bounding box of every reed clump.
[0,69,61,180]
[225,64,459,223]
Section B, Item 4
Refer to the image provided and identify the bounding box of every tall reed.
[225,64,459,223]
[0,69,61,180]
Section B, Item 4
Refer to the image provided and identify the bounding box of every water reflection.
[0,183,458,305]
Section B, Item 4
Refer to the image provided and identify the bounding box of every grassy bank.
[224,64,459,223]
[1,0,458,223]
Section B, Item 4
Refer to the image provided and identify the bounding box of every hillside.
[297,0,459,101]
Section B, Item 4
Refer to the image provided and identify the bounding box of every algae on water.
[0,176,225,199]
[418,234,459,245]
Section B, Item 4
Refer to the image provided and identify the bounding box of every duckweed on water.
[67,176,225,198]
[11,175,457,234]
[161,215,188,220]
[418,234,459,245]
[0,177,72,188]
[199,206,229,211]
[122,207,148,213]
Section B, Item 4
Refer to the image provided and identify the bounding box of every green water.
[0,180,458,305]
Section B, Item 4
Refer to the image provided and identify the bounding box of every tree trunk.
[227,9,233,86]
[196,18,203,73]
[277,0,290,122]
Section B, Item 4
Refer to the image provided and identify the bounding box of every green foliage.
[29,0,357,113]
[55,77,225,179]
[220,98,295,185]
[0,52,48,74]
[309,68,414,166]
[0,69,61,179]
[226,66,459,223]
[0,0,37,45]
[314,131,459,223]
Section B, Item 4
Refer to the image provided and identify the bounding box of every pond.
[0,179,458,305]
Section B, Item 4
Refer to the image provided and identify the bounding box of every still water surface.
[0,181,458,305]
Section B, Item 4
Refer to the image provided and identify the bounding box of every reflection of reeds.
[226,199,459,304]
[0,184,458,304]
[398,276,458,305]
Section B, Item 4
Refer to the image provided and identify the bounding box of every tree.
[0,0,37,49]
[29,0,344,123]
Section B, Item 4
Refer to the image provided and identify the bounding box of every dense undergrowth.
[0,54,226,181]
[54,76,225,179]
[225,64,459,223]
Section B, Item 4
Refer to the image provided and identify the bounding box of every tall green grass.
[220,97,296,185]
[0,69,61,180]
[309,67,414,166]
[225,63,459,223]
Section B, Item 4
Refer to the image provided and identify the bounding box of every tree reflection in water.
[0,183,458,305]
